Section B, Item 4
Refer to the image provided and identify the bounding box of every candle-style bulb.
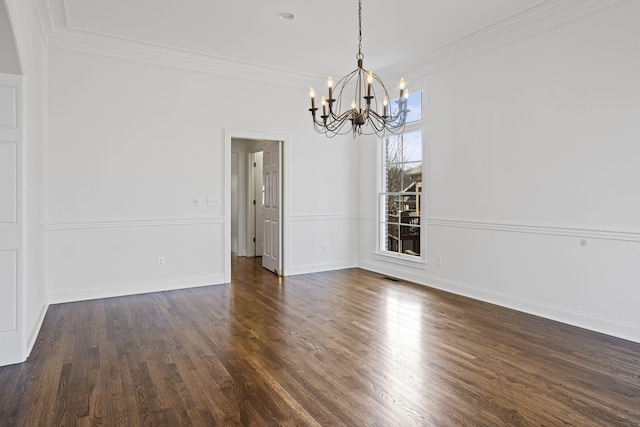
[351,99,356,109]
[327,76,333,88]
[383,96,388,107]
[367,71,373,84]
[310,87,315,98]
[404,88,410,100]
[321,96,326,106]
[399,78,405,90]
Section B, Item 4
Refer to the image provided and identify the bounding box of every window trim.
[375,90,426,266]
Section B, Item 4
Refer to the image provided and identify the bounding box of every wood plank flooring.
[1,255,639,426]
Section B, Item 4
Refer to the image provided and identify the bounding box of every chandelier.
[308,0,409,138]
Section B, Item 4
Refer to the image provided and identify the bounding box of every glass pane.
[402,131,422,163]
[384,222,400,254]
[384,195,401,221]
[385,135,401,164]
[401,162,421,192]
[386,164,403,192]
[389,90,422,124]
[399,225,420,256]
[400,196,420,222]
[405,91,422,124]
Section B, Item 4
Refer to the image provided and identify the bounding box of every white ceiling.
[47,0,547,77]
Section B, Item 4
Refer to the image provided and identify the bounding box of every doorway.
[225,130,288,282]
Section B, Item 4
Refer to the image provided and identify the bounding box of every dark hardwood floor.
[1,256,639,426]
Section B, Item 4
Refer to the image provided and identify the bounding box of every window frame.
[374,90,426,267]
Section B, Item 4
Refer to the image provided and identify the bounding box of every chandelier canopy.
[308,0,409,138]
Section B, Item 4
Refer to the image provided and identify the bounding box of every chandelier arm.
[321,111,354,134]
[317,118,354,136]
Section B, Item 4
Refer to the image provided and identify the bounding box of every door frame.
[224,129,290,282]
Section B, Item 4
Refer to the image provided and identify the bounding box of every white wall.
[47,47,358,302]
[359,2,640,343]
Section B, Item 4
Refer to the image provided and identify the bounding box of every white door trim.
[223,129,290,282]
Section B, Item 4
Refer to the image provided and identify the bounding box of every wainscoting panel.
[0,250,17,333]
[0,141,16,224]
[0,74,23,366]
[48,218,226,303]
[358,216,640,343]
[288,214,358,275]
[0,85,16,128]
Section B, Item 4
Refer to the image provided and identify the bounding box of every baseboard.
[288,261,358,276]
[358,260,431,289]
[48,274,227,304]
[0,354,25,368]
[25,302,49,359]
[358,260,640,344]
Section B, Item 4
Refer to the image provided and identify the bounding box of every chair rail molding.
[47,216,224,231]
[427,218,640,243]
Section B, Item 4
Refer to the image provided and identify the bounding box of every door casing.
[224,130,290,282]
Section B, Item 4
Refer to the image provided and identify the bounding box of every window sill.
[372,251,428,270]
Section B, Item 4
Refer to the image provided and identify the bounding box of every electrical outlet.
[193,197,202,207]
[157,256,165,267]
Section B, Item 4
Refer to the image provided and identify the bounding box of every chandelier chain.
[357,0,363,60]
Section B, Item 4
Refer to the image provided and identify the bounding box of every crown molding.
[33,0,632,88]
[33,0,321,89]
[46,28,322,89]
[29,0,55,45]
[383,0,633,81]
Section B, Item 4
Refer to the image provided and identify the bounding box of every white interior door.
[262,141,281,274]
[253,151,264,257]
[0,74,22,366]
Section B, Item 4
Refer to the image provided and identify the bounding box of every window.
[379,90,423,259]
